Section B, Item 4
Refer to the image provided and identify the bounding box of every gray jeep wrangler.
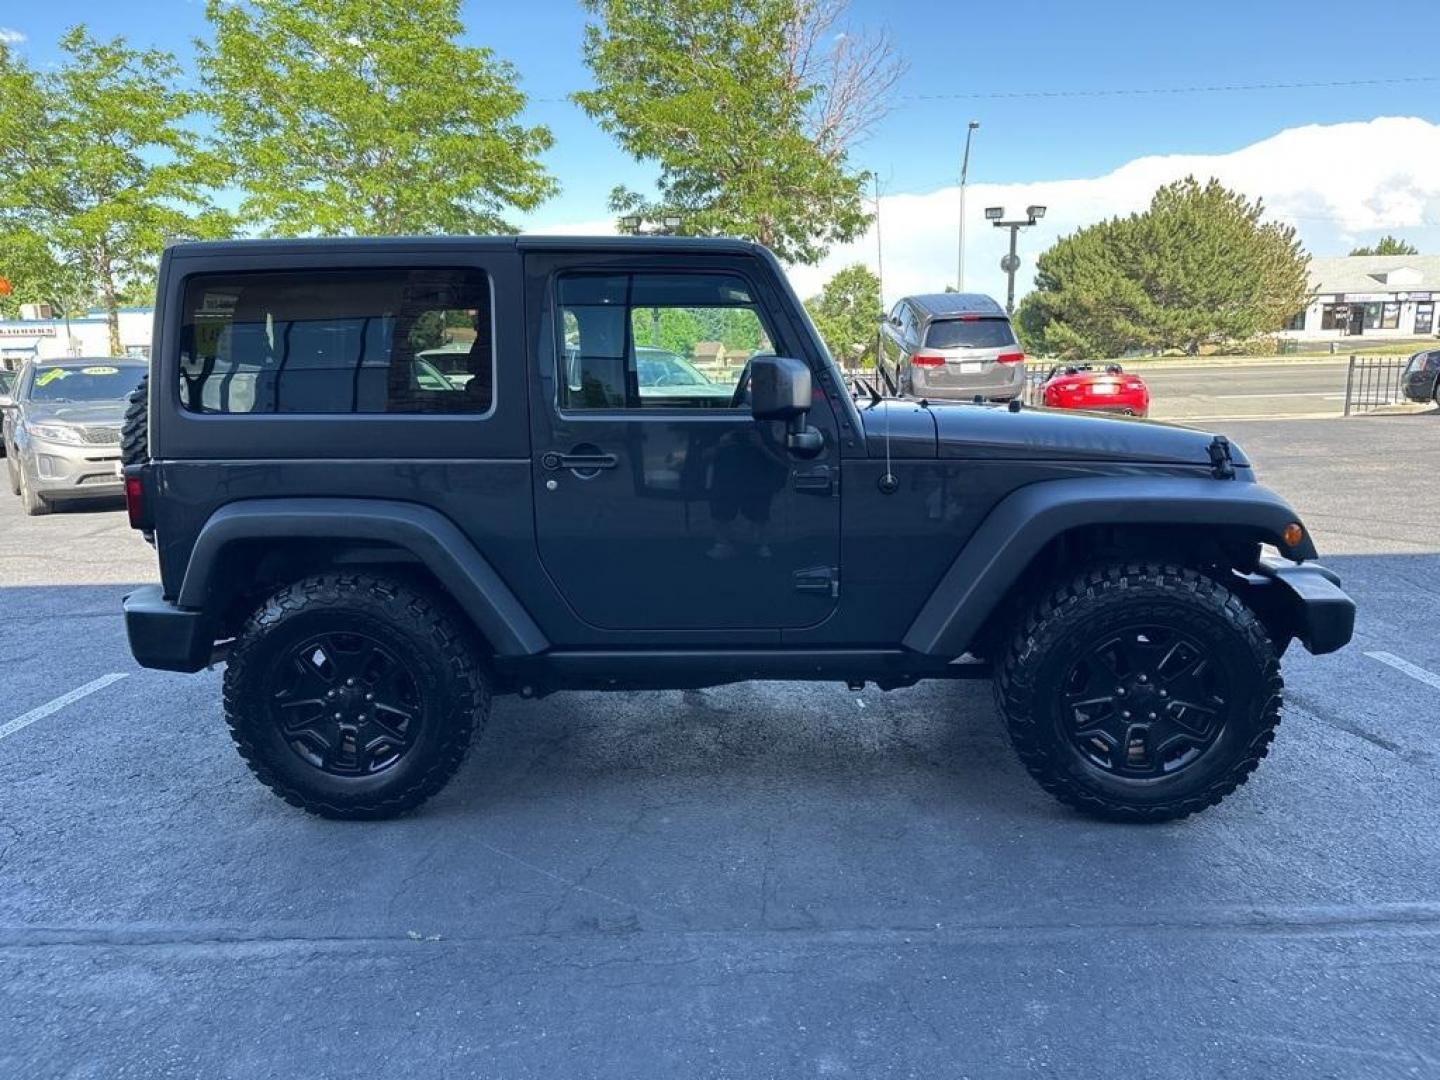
[120,236,1354,822]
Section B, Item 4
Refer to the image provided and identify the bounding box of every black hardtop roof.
[907,292,1007,320]
[165,234,765,259]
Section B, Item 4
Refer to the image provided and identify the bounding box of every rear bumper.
[912,365,1026,401]
[1401,371,1437,403]
[1248,558,1356,656]
[123,585,214,673]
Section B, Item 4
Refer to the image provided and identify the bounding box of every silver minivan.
[877,292,1025,401]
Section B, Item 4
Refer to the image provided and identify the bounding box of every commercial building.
[1281,255,1440,342]
[0,307,153,370]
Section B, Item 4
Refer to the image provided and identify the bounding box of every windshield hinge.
[1208,436,1236,480]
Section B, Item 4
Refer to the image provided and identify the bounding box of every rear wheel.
[224,574,490,819]
[995,562,1282,822]
[6,450,18,496]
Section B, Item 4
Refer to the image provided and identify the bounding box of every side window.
[555,272,773,410]
[178,268,492,415]
[899,303,918,343]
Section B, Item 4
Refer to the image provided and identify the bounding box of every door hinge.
[794,565,840,598]
[793,465,834,497]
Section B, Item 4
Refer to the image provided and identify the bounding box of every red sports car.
[1039,364,1150,417]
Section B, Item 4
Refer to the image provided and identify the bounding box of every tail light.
[1125,379,1146,391]
[911,354,945,367]
[124,467,152,531]
[996,351,1026,364]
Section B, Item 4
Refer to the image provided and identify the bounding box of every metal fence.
[1343,355,1409,416]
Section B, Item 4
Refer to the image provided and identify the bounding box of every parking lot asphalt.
[1,410,1438,1079]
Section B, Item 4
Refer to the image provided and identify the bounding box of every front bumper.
[1245,558,1356,655]
[123,585,215,673]
[24,437,124,498]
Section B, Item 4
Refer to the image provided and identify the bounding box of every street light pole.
[957,121,979,292]
[986,204,1047,315]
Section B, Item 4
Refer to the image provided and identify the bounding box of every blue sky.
[6,0,1438,225]
[5,2,1440,301]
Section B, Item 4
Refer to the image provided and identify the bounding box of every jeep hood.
[859,400,1248,468]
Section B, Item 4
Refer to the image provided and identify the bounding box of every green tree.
[0,31,228,351]
[1023,177,1310,360]
[200,0,557,237]
[804,263,882,367]
[1349,235,1419,256]
[575,0,902,265]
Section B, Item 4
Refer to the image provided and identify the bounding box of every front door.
[527,260,841,633]
[1349,304,1366,335]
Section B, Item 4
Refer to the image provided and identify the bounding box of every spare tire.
[120,372,148,467]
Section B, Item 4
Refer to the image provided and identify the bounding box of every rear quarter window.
[924,318,1016,349]
[177,268,493,415]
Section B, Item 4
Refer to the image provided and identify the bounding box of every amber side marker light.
[1282,522,1305,549]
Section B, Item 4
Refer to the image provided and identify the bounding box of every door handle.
[542,451,617,471]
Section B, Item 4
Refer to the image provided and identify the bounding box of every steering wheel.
[729,357,756,409]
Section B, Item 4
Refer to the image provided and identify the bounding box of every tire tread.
[223,573,490,820]
[994,562,1283,823]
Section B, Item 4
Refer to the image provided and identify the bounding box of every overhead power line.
[901,74,1440,102]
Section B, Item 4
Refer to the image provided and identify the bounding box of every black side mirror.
[749,356,824,458]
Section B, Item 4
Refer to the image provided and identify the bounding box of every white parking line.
[1365,652,1440,693]
[0,673,130,743]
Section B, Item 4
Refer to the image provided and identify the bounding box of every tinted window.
[0,370,14,395]
[28,363,146,403]
[924,318,1016,349]
[556,272,772,410]
[178,268,492,415]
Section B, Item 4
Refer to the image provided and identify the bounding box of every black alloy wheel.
[224,574,490,819]
[996,563,1282,822]
[269,630,423,777]
[1060,625,1228,778]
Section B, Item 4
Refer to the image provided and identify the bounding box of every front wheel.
[224,574,490,819]
[19,464,50,516]
[995,563,1282,822]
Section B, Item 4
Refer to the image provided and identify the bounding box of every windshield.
[27,363,146,403]
[925,318,1016,349]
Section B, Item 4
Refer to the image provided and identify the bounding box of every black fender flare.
[901,476,1316,658]
[178,498,548,656]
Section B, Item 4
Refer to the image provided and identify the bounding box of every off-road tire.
[19,464,50,516]
[120,372,148,467]
[995,562,1282,822]
[224,573,490,820]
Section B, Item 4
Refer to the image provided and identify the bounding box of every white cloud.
[0,28,27,44]
[789,116,1440,305]
[518,117,1440,307]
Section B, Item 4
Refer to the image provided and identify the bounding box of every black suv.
[120,236,1354,822]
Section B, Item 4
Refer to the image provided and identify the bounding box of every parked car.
[2,357,148,515]
[878,292,1026,402]
[0,369,14,457]
[120,235,1352,824]
[1400,348,1440,405]
[1040,363,1151,417]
